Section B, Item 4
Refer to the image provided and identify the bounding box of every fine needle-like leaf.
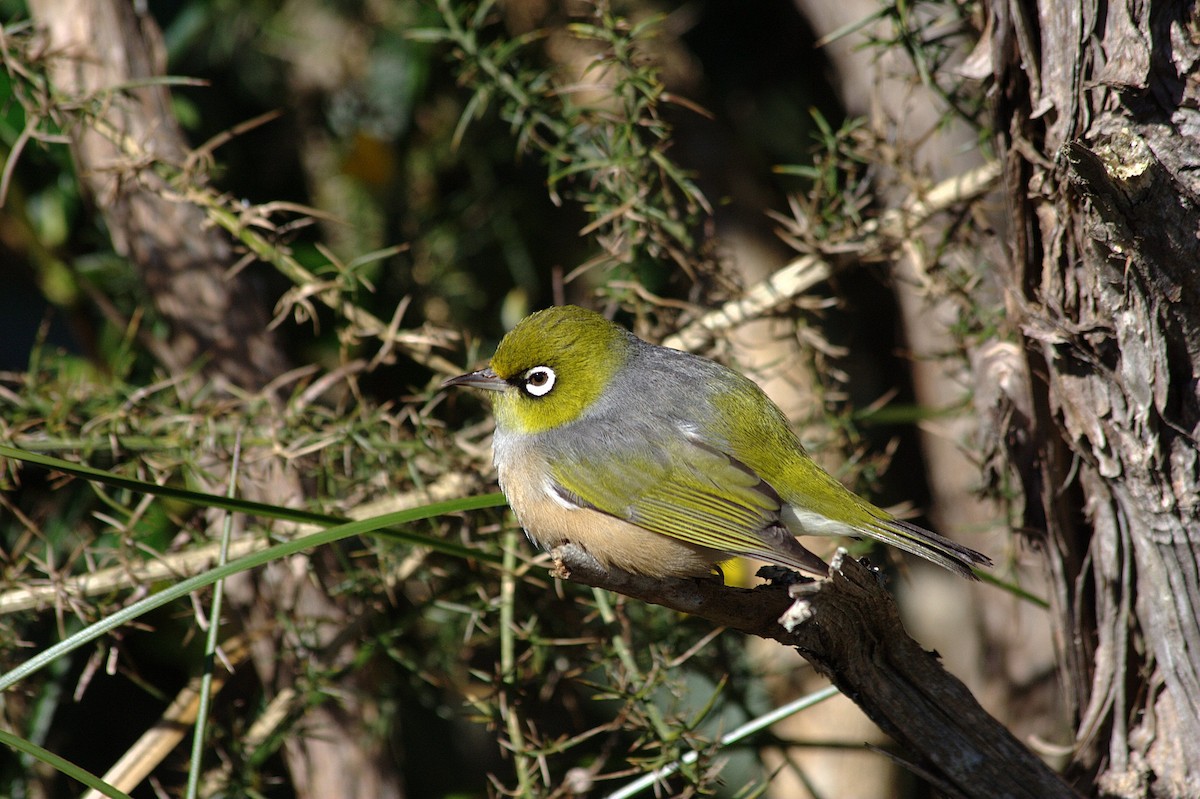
[0,492,505,694]
[0,444,506,562]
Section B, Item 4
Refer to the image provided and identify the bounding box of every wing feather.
[545,424,827,574]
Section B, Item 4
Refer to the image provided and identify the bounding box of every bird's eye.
[522,366,556,397]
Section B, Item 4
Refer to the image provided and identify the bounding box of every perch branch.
[552,543,1080,799]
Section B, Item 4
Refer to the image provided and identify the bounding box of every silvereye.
[444,305,990,580]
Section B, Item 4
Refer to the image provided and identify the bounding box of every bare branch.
[665,161,1001,352]
[552,543,1080,799]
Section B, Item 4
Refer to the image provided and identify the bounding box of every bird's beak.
[441,367,508,392]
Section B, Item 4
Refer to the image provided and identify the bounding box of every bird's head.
[443,305,632,434]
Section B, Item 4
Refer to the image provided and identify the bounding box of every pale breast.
[496,449,724,579]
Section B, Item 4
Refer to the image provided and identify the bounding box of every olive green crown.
[490,306,631,433]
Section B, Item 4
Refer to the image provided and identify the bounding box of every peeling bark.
[988,1,1200,795]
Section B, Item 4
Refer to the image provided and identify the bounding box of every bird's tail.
[867,516,992,580]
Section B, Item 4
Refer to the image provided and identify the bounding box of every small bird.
[444,306,990,580]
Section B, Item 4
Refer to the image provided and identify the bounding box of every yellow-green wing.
[708,377,991,578]
[547,431,828,574]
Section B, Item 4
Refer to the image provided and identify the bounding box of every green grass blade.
[0,492,506,693]
[976,569,1049,608]
[0,444,340,526]
[604,684,841,799]
[185,432,243,799]
[0,443,507,561]
[0,727,134,799]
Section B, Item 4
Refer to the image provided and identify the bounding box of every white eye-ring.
[522,366,556,397]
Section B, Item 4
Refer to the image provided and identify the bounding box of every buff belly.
[496,454,723,579]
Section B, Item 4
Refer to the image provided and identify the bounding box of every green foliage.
[417,0,716,296]
[774,110,872,239]
[0,0,1010,797]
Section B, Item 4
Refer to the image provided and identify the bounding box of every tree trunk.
[28,0,287,395]
[988,2,1200,795]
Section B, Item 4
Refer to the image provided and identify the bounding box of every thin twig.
[604,684,841,799]
[79,637,250,799]
[665,161,1001,352]
[0,473,474,615]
